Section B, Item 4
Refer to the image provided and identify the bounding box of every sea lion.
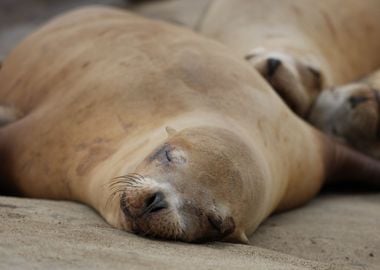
[198,0,380,117]
[0,6,379,243]
[309,70,380,159]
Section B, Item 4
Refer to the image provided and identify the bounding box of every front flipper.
[323,133,380,189]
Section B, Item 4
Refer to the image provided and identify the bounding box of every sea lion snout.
[245,48,323,117]
[116,177,184,238]
[117,175,237,242]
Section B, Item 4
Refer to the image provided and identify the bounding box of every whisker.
[105,189,124,209]
[108,173,148,189]
[108,180,128,188]
[105,173,148,211]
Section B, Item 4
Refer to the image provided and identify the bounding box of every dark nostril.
[143,192,168,215]
[267,58,282,77]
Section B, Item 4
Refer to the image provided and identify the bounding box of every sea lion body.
[0,7,379,242]
[199,0,380,116]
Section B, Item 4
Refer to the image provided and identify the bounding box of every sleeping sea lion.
[0,6,379,243]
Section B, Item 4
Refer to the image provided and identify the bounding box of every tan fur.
[0,7,379,243]
[199,0,380,116]
[310,70,380,159]
[0,105,22,127]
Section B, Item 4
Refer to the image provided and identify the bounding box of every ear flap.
[165,126,177,137]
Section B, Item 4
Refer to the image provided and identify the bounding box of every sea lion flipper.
[325,137,380,188]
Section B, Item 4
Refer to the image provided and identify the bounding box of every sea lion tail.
[323,135,380,188]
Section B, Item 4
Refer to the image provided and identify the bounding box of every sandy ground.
[1,194,379,270]
[0,1,379,269]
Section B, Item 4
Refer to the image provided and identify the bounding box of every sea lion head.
[309,83,380,158]
[113,126,265,243]
[245,48,323,117]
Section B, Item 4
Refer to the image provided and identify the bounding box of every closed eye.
[149,144,186,165]
[165,150,172,162]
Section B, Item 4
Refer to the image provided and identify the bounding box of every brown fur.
[310,70,380,159]
[199,0,380,117]
[0,7,379,243]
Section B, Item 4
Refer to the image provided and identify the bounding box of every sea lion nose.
[141,191,168,215]
[267,58,282,77]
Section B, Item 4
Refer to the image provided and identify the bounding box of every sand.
[1,194,379,270]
